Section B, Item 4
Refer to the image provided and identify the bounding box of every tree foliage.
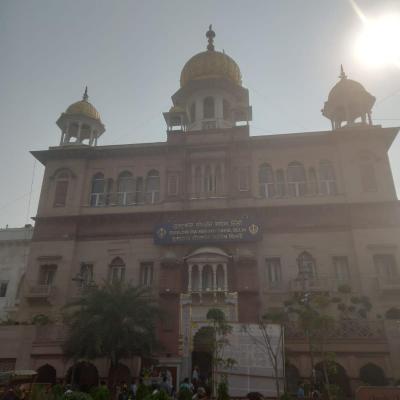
[206,308,235,396]
[63,282,159,370]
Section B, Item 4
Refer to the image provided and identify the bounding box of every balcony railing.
[188,192,228,200]
[289,277,333,292]
[285,320,385,341]
[89,191,159,207]
[26,284,54,299]
[376,275,400,292]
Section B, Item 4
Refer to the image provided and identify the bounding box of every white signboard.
[217,323,284,397]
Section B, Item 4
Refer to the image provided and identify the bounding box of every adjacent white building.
[0,225,33,321]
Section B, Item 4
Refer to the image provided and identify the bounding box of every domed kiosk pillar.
[322,66,376,130]
[56,87,105,146]
[164,26,252,133]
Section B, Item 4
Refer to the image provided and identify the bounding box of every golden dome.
[180,26,242,88]
[180,50,242,88]
[65,87,101,121]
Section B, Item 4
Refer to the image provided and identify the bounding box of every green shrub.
[177,387,192,400]
[90,386,111,400]
[217,380,229,400]
[280,393,292,400]
[143,390,172,400]
[136,383,151,400]
[63,391,93,400]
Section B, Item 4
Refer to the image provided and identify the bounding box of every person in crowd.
[179,378,193,393]
[118,386,129,400]
[297,382,305,400]
[192,367,199,386]
[192,387,207,400]
[160,376,172,395]
[1,387,19,400]
[130,378,138,399]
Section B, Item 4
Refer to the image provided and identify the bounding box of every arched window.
[319,160,337,195]
[53,170,70,207]
[215,165,222,195]
[287,162,307,197]
[361,163,377,192]
[308,167,318,195]
[259,163,275,198]
[202,265,213,291]
[204,165,213,194]
[194,166,202,197]
[297,251,316,279]
[145,170,160,204]
[117,171,135,205]
[276,169,286,197]
[90,173,105,207]
[191,265,199,292]
[37,364,57,384]
[109,257,125,283]
[203,97,215,119]
[190,103,196,123]
[223,99,231,120]
[360,363,387,386]
[135,177,144,204]
[216,264,225,290]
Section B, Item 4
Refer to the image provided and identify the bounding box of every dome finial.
[206,24,216,51]
[83,86,89,101]
[339,65,347,80]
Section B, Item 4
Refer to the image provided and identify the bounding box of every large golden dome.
[180,50,242,88]
[65,87,101,121]
[180,25,242,88]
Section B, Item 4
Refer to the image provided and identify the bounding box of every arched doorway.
[315,361,351,397]
[192,326,214,384]
[285,363,300,395]
[360,363,387,386]
[66,361,99,391]
[37,364,56,384]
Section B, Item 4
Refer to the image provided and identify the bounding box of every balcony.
[376,275,400,293]
[89,191,159,207]
[26,284,55,300]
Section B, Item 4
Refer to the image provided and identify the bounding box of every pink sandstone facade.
[1,27,399,394]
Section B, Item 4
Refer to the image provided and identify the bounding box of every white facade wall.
[0,226,33,320]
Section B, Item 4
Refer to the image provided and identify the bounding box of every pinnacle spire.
[206,24,216,51]
[339,65,347,80]
[83,86,89,101]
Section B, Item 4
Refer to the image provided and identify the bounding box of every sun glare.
[355,13,400,68]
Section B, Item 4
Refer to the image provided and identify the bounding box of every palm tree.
[63,281,159,385]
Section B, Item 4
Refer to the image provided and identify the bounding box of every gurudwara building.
[1,27,400,393]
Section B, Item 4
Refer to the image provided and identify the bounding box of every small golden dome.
[180,50,242,88]
[65,87,101,121]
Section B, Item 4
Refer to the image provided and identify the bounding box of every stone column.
[77,122,82,143]
[191,165,196,197]
[188,264,192,292]
[221,162,225,195]
[223,264,228,292]
[212,264,217,291]
[211,163,216,194]
[201,165,205,196]
[89,127,94,145]
[198,264,204,292]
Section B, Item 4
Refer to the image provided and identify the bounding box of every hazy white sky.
[0,0,399,228]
